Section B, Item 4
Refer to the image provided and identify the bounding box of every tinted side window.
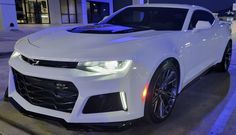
[188,10,215,30]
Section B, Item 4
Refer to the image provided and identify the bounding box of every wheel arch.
[219,39,232,62]
[148,57,181,95]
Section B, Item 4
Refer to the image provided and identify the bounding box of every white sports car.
[6,4,232,128]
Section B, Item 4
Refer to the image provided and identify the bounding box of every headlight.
[76,60,132,74]
[11,51,21,58]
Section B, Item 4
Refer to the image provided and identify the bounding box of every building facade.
[15,0,114,25]
[0,0,122,30]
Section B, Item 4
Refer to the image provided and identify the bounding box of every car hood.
[15,24,171,61]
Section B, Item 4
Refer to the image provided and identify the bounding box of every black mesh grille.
[12,68,78,113]
[21,55,78,68]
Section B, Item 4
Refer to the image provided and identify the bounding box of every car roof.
[128,4,210,12]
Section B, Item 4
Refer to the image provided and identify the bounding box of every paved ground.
[0,24,236,135]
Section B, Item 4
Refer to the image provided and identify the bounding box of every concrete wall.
[0,0,18,31]
[76,0,88,24]
[48,0,62,24]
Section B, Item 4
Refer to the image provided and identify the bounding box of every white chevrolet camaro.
[6,4,232,128]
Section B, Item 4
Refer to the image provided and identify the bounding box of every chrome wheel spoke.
[164,90,176,99]
[152,92,159,104]
[162,70,173,85]
[153,98,158,113]
[167,78,177,85]
[159,96,165,118]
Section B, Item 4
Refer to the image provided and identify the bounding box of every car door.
[205,14,223,63]
[197,11,218,65]
[181,10,214,85]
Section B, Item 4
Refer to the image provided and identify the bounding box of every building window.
[87,1,110,23]
[60,0,77,24]
[16,0,27,23]
[15,0,50,24]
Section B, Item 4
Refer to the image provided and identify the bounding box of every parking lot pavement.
[0,25,236,135]
[0,120,29,135]
[0,102,79,135]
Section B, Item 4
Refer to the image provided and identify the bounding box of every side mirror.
[193,21,212,32]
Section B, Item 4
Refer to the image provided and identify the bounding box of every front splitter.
[9,97,135,132]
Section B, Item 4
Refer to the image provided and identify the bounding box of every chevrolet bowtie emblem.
[30,59,40,66]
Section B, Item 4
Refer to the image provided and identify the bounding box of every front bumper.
[9,97,134,131]
[8,55,148,123]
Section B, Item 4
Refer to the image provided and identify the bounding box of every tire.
[215,42,232,72]
[4,87,9,102]
[144,60,180,123]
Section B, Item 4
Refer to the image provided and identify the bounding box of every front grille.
[21,55,78,68]
[12,69,78,113]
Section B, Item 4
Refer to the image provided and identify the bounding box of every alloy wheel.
[151,68,178,119]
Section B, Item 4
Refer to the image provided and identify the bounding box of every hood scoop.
[68,24,140,34]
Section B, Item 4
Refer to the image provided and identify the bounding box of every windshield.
[103,7,188,31]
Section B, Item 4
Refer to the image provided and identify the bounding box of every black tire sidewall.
[217,43,232,72]
[223,44,232,71]
[4,87,9,101]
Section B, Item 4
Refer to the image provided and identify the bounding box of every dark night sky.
[146,0,235,12]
